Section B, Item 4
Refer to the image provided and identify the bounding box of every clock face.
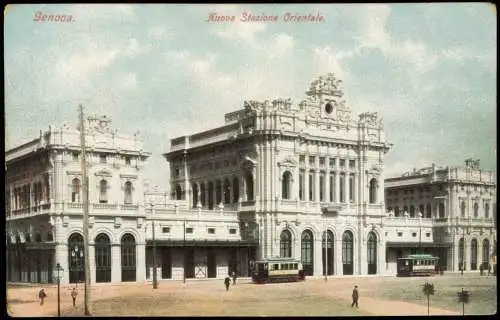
[325,102,333,114]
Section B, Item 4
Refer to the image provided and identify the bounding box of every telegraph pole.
[79,104,92,315]
[183,219,186,284]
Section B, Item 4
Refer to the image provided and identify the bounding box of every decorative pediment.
[95,170,113,177]
[278,156,297,168]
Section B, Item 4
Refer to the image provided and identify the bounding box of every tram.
[251,257,305,284]
[397,254,439,277]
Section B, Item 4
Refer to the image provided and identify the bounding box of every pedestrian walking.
[38,288,47,306]
[351,285,359,308]
[224,276,231,291]
[480,263,484,276]
[488,263,492,276]
[231,271,237,285]
[71,287,78,307]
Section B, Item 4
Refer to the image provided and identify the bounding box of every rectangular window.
[397,232,403,237]
[329,158,336,168]
[273,264,279,270]
[412,232,417,237]
[309,156,315,167]
[319,157,325,167]
[208,228,215,234]
[229,228,237,234]
[99,154,107,164]
[299,171,304,201]
[162,227,170,233]
[72,152,79,161]
[329,174,335,202]
[339,174,345,202]
[299,155,305,165]
[125,157,131,165]
[426,233,431,237]
[175,168,180,178]
[186,228,193,234]
[349,160,355,168]
[340,159,345,167]
[349,174,354,202]
[308,173,314,201]
[319,175,325,202]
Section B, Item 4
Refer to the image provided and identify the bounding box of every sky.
[4,3,497,191]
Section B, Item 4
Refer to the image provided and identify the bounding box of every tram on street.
[397,254,440,277]
[251,257,305,284]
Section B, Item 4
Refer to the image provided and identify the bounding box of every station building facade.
[5,116,150,285]
[384,159,496,274]
[162,73,393,279]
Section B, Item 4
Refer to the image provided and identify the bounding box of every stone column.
[314,237,323,276]
[304,163,309,203]
[335,238,342,276]
[344,173,349,205]
[55,242,69,285]
[111,244,121,283]
[325,171,330,203]
[294,169,300,201]
[136,242,146,283]
[196,182,201,207]
[335,159,340,203]
[89,243,96,284]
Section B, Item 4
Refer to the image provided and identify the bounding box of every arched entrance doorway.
[342,231,354,275]
[280,230,292,258]
[301,230,314,276]
[322,230,334,276]
[121,233,136,282]
[68,233,85,284]
[95,233,111,282]
[367,232,377,274]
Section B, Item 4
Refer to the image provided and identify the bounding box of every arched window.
[121,233,136,282]
[438,203,445,218]
[394,207,400,217]
[367,232,377,274]
[461,202,466,217]
[224,179,231,204]
[216,180,222,205]
[47,231,53,242]
[419,205,425,217]
[35,233,42,242]
[470,239,478,270]
[458,238,465,270]
[339,174,345,202]
[95,233,111,282]
[245,173,254,201]
[342,231,354,275]
[71,178,81,203]
[282,171,292,200]
[124,181,133,205]
[99,180,108,204]
[200,183,206,206]
[322,230,334,276]
[175,184,182,200]
[301,230,314,276]
[485,203,490,218]
[280,230,292,258]
[369,178,377,204]
[68,233,85,283]
[410,205,415,217]
[192,183,198,208]
[482,239,490,266]
[232,177,239,203]
[426,203,432,218]
[473,203,479,218]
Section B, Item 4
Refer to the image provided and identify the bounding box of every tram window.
[274,264,279,270]
[405,261,409,266]
[294,263,298,269]
[283,264,288,270]
[264,264,268,270]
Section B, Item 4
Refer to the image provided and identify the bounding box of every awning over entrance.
[385,242,453,248]
[146,239,259,247]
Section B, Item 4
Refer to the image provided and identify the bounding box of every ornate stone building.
[5,115,150,284]
[162,73,393,278]
[384,159,496,273]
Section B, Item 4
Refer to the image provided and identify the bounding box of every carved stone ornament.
[359,112,383,128]
[278,156,298,168]
[95,170,113,178]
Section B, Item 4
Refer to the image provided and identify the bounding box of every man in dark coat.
[39,288,47,305]
[224,276,231,291]
[71,287,78,307]
[351,285,359,308]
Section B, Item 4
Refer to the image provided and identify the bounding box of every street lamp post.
[55,263,64,317]
[183,218,186,284]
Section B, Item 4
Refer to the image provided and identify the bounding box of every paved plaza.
[6,274,497,317]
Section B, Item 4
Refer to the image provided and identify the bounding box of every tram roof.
[398,254,439,260]
[255,257,301,263]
